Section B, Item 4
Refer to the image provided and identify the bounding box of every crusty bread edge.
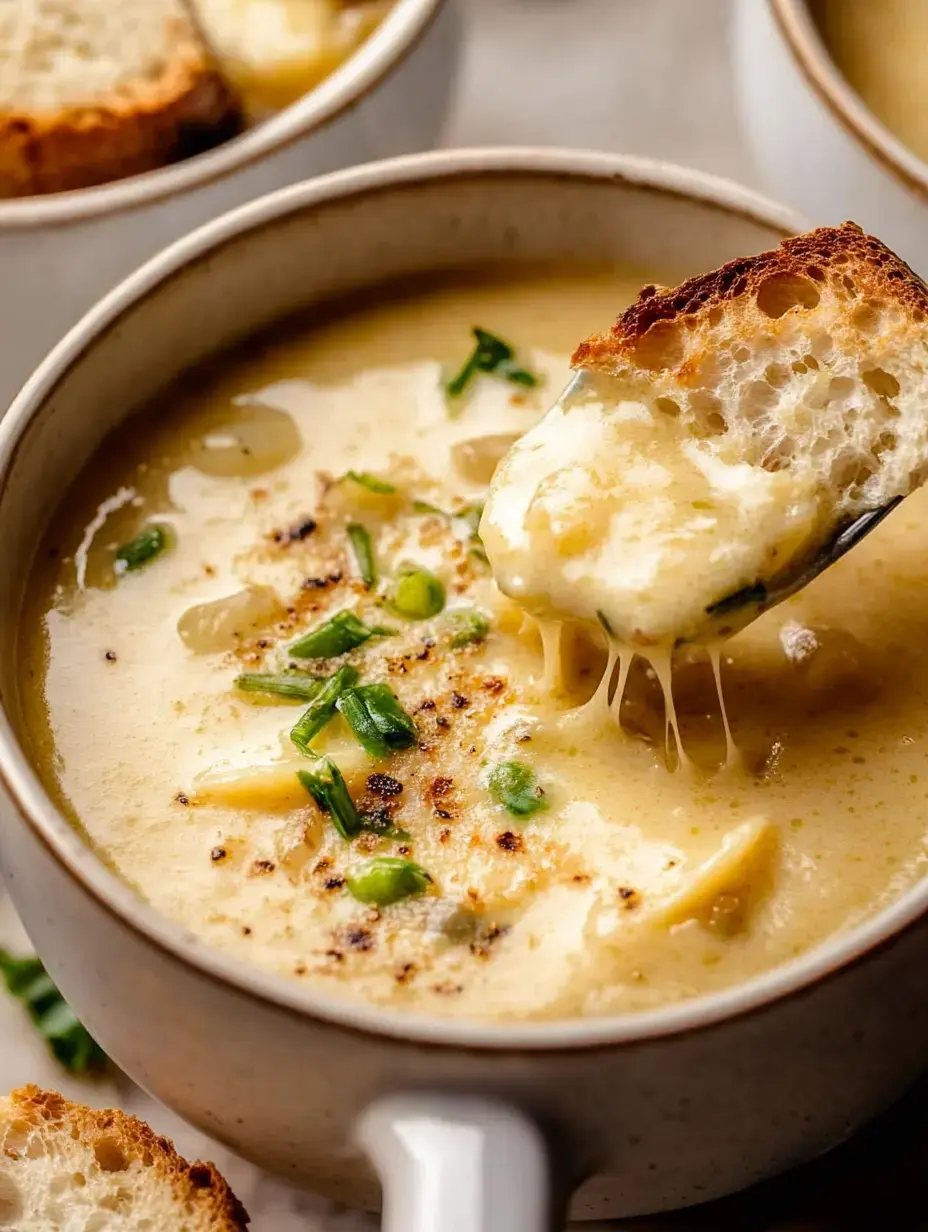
[0,1085,249,1230]
[572,221,928,372]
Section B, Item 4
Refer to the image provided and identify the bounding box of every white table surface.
[3,1,926,1228]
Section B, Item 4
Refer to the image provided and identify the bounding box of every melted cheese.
[481,372,821,648]
[17,269,928,1021]
[196,0,394,118]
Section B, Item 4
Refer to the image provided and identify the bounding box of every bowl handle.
[357,1094,563,1231]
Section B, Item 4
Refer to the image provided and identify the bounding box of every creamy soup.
[813,0,928,164]
[18,269,928,1021]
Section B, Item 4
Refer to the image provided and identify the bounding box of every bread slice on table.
[0,1085,249,1230]
[0,0,241,197]
[572,221,928,523]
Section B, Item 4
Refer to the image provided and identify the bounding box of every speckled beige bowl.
[3,149,927,1232]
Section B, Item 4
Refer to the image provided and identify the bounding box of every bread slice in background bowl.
[0,0,241,197]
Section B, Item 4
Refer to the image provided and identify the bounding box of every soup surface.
[813,0,928,164]
[19,269,928,1021]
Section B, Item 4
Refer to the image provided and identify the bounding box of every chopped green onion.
[114,524,172,574]
[291,665,358,754]
[448,609,490,649]
[468,542,490,569]
[446,328,541,403]
[344,470,396,494]
[0,949,105,1074]
[347,523,376,588]
[347,857,432,906]
[412,499,449,517]
[235,672,324,703]
[296,757,363,839]
[455,503,484,534]
[336,684,418,759]
[290,610,376,659]
[390,565,446,621]
[487,761,548,818]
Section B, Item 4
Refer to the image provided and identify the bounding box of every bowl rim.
[6,145,924,1054]
[0,0,443,230]
[770,0,928,202]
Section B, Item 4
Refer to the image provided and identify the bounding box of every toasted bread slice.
[573,221,928,517]
[193,0,391,119]
[0,1085,249,1230]
[0,0,241,197]
[482,223,928,644]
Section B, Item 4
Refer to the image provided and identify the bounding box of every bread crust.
[0,14,241,197]
[572,222,928,373]
[0,1085,249,1229]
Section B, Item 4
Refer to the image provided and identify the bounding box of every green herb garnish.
[0,950,105,1074]
[291,665,358,754]
[412,499,448,517]
[297,757,363,839]
[390,565,446,621]
[448,609,490,649]
[347,857,433,906]
[487,761,548,818]
[235,672,324,703]
[347,523,376,589]
[114,524,172,574]
[344,470,396,494]
[336,684,418,759]
[446,328,540,403]
[290,610,378,659]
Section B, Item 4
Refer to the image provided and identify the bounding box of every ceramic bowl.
[0,0,459,415]
[734,0,928,274]
[5,149,928,1231]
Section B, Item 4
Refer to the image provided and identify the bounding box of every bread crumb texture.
[0,0,240,195]
[573,222,928,518]
[0,1085,249,1230]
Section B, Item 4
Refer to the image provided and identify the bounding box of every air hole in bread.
[851,302,882,335]
[633,321,685,371]
[842,275,857,295]
[756,273,821,318]
[738,380,777,421]
[93,1137,128,1173]
[804,354,820,370]
[764,362,790,388]
[655,397,681,418]
[707,305,724,327]
[688,392,727,437]
[732,345,750,363]
[85,1215,109,1232]
[862,368,901,398]
[806,264,826,281]
[873,430,898,458]
[0,1171,23,1226]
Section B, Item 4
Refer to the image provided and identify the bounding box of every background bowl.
[6,150,928,1228]
[734,0,928,275]
[0,0,459,417]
